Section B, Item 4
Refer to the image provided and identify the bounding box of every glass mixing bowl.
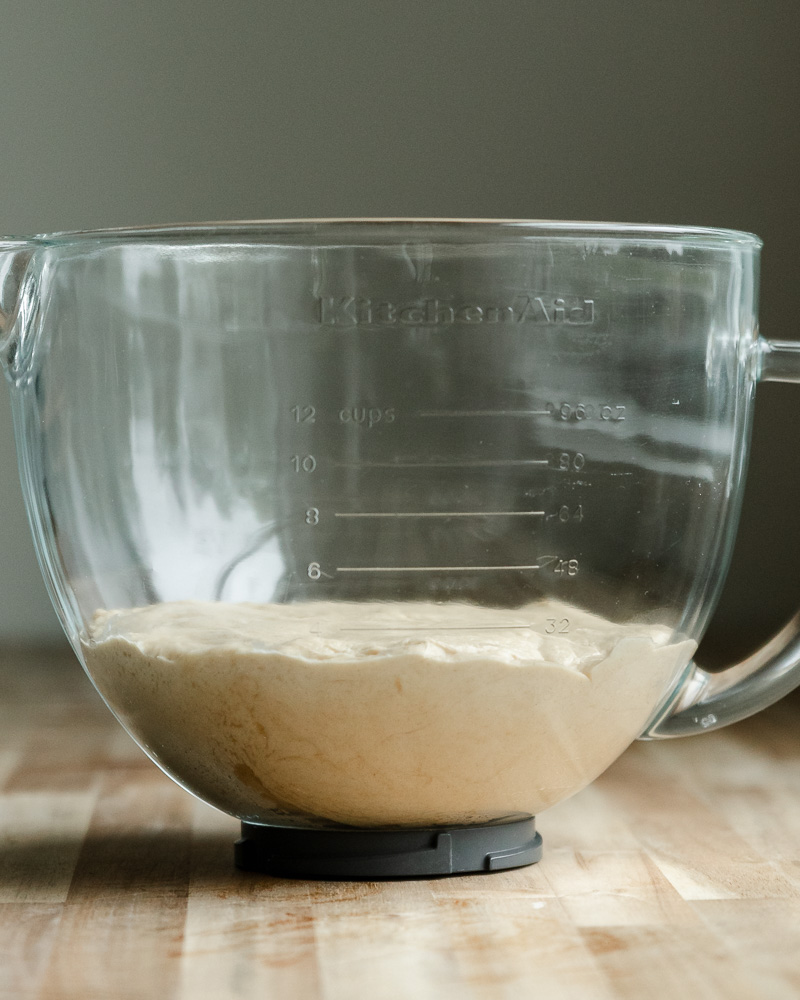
[2,220,799,877]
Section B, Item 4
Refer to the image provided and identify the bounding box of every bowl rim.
[1,218,763,248]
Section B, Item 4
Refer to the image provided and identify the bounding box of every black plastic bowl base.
[235,814,542,880]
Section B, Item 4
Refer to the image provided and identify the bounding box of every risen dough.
[82,600,694,827]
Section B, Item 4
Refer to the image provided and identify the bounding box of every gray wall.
[1,1,798,663]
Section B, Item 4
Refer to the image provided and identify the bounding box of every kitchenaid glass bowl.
[2,220,800,875]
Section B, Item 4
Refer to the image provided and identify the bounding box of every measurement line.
[336,564,542,573]
[339,624,533,632]
[419,409,551,417]
[334,510,546,519]
[334,459,550,469]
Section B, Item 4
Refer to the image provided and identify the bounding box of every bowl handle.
[645,338,800,738]
[0,242,36,382]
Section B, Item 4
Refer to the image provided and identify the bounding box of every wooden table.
[2,646,800,1000]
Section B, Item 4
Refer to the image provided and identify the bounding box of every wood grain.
[1,648,800,999]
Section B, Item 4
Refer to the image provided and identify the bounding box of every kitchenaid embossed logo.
[316,294,595,327]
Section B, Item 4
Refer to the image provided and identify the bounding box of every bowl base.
[234,814,542,879]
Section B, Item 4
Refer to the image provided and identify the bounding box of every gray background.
[0,1,798,665]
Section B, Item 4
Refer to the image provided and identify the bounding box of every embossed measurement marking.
[339,624,534,632]
[418,409,551,418]
[419,404,627,421]
[334,510,546,518]
[336,564,543,573]
[334,458,550,469]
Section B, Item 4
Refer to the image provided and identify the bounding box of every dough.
[81,600,694,827]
